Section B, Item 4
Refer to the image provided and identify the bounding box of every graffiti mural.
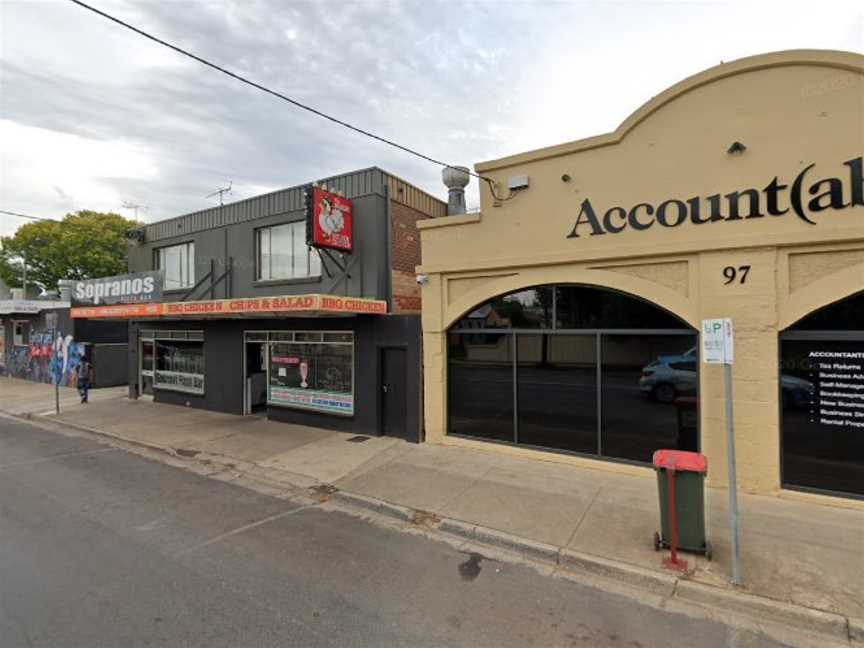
[5,329,85,386]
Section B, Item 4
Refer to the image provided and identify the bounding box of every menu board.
[780,339,864,497]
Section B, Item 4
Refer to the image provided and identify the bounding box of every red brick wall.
[390,200,427,313]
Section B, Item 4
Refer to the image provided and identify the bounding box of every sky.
[0,0,862,237]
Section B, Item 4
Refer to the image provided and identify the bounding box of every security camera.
[415,274,429,286]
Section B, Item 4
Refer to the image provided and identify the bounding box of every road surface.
[0,416,787,647]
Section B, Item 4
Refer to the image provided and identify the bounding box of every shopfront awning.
[70,294,388,319]
[0,299,70,315]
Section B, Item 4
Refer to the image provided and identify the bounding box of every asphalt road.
[0,416,787,648]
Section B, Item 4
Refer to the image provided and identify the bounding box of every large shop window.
[256,222,321,281]
[780,291,864,499]
[149,330,205,395]
[265,331,354,416]
[448,285,698,465]
[154,242,195,290]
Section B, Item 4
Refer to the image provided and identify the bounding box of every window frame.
[255,221,321,282]
[446,284,699,466]
[153,241,195,291]
[150,329,205,395]
[247,330,354,416]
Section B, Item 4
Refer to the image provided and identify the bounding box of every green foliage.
[0,211,140,292]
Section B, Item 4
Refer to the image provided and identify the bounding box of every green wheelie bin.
[652,449,711,560]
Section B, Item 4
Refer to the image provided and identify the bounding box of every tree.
[0,210,140,292]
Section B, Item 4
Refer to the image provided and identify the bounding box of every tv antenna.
[206,181,232,206]
[121,201,147,219]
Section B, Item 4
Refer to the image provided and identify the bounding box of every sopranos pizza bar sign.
[72,271,163,306]
[567,157,863,237]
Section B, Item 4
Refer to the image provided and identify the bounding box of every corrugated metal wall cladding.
[384,174,447,218]
[143,167,442,241]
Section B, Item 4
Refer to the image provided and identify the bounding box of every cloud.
[1,0,861,237]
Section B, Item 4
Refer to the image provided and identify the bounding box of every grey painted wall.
[127,174,393,304]
[127,315,422,441]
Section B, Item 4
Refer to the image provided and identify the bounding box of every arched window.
[447,285,698,464]
[779,291,864,498]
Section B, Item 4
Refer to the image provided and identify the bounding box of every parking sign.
[701,318,734,364]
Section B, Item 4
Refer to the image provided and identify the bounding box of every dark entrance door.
[381,348,408,440]
[245,342,267,415]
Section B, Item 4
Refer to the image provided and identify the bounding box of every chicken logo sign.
[307,186,353,252]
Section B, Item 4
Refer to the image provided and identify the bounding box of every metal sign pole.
[723,361,741,585]
[702,317,742,586]
[54,326,60,415]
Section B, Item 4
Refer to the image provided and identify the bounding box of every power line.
[0,209,58,222]
[68,0,489,186]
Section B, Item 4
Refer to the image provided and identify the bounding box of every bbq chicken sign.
[306,186,353,252]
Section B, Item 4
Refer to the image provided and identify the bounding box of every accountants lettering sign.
[72,271,163,306]
[71,293,387,319]
[567,157,862,238]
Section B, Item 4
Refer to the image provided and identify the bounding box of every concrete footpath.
[2,377,862,645]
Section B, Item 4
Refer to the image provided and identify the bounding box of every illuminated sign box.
[306,186,353,252]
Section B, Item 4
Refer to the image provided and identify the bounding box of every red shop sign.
[307,186,353,252]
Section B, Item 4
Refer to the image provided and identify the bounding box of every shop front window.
[447,285,698,465]
[152,331,204,394]
[780,291,864,498]
[267,331,353,415]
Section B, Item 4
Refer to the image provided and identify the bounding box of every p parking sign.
[701,318,734,364]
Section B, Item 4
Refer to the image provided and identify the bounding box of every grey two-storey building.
[86,168,444,442]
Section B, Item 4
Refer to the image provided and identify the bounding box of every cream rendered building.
[418,50,864,503]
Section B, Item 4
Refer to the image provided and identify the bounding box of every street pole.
[54,325,60,416]
[22,252,27,296]
[724,360,741,585]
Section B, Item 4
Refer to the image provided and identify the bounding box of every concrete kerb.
[849,617,864,644]
[330,490,414,523]
[673,580,851,641]
[12,409,859,645]
[22,414,176,458]
[558,548,677,596]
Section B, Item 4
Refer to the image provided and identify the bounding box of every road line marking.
[172,505,315,557]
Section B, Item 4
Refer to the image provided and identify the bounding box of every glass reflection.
[556,286,685,329]
[448,332,514,442]
[517,334,597,454]
[787,291,864,331]
[453,288,553,329]
[601,335,699,463]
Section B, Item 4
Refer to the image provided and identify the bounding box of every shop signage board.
[306,186,353,252]
[268,385,354,415]
[71,271,164,306]
[70,293,387,319]
[701,318,734,364]
[567,157,863,238]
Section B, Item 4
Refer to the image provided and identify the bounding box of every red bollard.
[662,467,689,573]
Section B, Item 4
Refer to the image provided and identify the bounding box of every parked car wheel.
[652,383,677,404]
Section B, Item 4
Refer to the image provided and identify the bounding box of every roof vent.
[442,166,470,215]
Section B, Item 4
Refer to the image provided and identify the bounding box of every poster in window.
[268,341,354,415]
[306,187,353,252]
